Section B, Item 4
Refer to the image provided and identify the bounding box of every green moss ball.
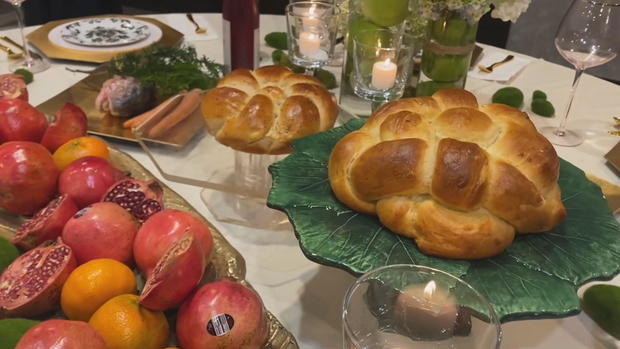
[492,87,524,109]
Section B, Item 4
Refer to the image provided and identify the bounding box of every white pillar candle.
[393,281,458,338]
[299,31,321,57]
[371,58,398,90]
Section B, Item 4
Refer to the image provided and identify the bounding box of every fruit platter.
[0,73,298,348]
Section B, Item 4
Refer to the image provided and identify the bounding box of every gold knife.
[0,36,43,60]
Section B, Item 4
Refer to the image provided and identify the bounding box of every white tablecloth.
[2,13,620,349]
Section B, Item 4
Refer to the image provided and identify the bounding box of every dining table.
[1,12,619,349]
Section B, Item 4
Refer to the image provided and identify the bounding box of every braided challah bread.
[201,65,338,154]
[328,89,566,259]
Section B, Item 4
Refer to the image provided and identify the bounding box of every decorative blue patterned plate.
[60,17,150,47]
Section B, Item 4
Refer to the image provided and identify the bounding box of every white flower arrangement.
[417,0,531,23]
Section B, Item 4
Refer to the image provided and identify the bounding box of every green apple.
[361,0,410,27]
[420,50,470,82]
[0,236,19,273]
[583,285,620,339]
[430,18,478,46]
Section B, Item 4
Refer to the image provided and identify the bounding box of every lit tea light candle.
[299,31,321,57]
[393,280,458,339]
[371,58,397,90]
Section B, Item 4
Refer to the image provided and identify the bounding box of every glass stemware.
[4,0,50,73]
[540,0,620,147]
[285,1,339,75]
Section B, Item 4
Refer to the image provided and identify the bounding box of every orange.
[52,136,109,170]
[61,258,136,321]
[89,294,169,349]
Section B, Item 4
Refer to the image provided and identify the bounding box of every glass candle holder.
[285,1,340,73]
[351,29,416,106]
[343,264,502,349]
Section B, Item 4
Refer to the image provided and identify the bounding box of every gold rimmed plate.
[27,14,183,63]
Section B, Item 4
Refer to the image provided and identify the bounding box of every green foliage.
[492,86,524,109]
[0,236,19,273]
[583,285,620,339]
[265,32,288,50]
[109,44,224,102]
[531,99,555,117]
[13,69,32,84]
[0,318,39,349]
[532,90,547,100]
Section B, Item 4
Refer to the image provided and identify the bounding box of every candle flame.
[423,280,436,298]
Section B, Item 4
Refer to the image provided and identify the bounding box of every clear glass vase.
[416,7,478,96]
[339,0,413,116]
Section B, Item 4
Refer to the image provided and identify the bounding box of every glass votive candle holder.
[351,29,416,104]
[285,1,340,71]
[343,264,502,349]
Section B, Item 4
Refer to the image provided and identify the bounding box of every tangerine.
[61,258,136,321]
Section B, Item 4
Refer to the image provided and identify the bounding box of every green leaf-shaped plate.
[267,119,620,322]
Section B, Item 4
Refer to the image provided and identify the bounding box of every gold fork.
[0,43,22,59]
[186,13,206,34]
[0,36,43,61]
[478,55,514,73]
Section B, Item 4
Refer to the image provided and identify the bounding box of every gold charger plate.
[26,14,184,63]
[36,67,203,148]
[0,147,299,348]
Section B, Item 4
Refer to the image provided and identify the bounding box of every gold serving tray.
[26,15,184,63]
[0,147,299,348]
[36,67,203,148]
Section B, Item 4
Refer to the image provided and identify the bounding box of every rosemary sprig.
[108,44,224,102]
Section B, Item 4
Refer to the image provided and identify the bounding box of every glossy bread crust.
[201,65,338,154]
[328,89,566,259]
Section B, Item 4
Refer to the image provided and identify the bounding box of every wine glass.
[4,0,50,73]
[540,0,620,147]
[285,1,339,75]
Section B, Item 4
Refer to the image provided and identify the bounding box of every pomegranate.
[134,209,214,277]
[102,178,164,222]
[15,319,106,349]
[177,279,268,349]
[40,103,88,153]
[0,98,47,143]
[12,194,79,251]
[140,232,206,311]
[0,238,76,317]
[0,74,28,102]
[0,141,58,215]
[58,156,125,209]
[62,202,138,265]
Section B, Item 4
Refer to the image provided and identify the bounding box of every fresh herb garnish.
[108,44,224,102]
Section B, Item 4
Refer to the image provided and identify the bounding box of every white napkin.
[468,50,531,82]
[163,13,218,42]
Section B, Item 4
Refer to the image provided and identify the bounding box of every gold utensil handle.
[478,55,514,73]
[185,13,206,34]
[0,35,43,60]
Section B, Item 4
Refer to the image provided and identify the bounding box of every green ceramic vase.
[416,8,478,96]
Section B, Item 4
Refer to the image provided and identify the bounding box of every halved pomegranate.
[12,194,79,251]
[0,74,28,101]
[134,209,214,278]
[101,178,164,222]
[0,238,76,317]
[139,231,206,311]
